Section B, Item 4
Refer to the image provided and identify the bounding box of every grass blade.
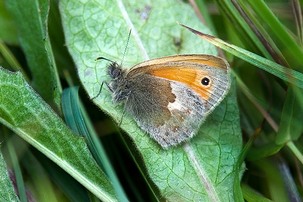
[180,24,303,88]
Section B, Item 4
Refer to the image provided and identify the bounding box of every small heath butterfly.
[102,54,230,148]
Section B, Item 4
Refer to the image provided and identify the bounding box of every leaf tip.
[179,24,215,42]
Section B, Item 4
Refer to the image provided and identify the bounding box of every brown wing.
[124,54,230,148]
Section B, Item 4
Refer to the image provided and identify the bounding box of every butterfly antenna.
[96,57,115,63]
[93,30,131,100]
[120,29,132,67]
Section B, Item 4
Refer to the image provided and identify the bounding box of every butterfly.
[99,54,230,148]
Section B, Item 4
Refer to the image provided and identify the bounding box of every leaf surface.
[60,0,243,201]
[0,67,117,202]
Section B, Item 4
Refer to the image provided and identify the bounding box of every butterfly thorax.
[107,62,131,103]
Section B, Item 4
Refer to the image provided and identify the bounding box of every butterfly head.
[107,62,131,103]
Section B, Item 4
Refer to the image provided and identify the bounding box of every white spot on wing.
[168,100,184,111]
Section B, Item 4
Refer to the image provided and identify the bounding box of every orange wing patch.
[149,68,212,100]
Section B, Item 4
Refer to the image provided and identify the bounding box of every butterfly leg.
[117,96,130,127]
[91,80,115,100]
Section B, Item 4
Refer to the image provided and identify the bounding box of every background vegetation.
[0,0,302,201]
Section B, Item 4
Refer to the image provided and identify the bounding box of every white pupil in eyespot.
[201,77,210,86]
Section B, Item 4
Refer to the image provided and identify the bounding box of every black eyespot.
[201,77,211,86]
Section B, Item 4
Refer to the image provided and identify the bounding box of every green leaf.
[60,0,243,201]
[6,140,27,202]
[48,0,75,77]
[0,67,117,202]
[241,184,273,202]
[6,0,62,108]
[0,41,25,77]
[62,87,128,201]
[276,87,303,144]
[0,1,18,45]
[216,1,274,60]
[247,142,283,161]
[246,0,303,69]
[254,159,293,202]
[0,151,19,202]
[22,150,60,202]
[286,141,303,165]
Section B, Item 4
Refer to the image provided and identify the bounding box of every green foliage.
[0,68,116,201]
[60,0,242,201]
[6,0,62,108]
[0,0,302,201]
[0,152,19,202]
